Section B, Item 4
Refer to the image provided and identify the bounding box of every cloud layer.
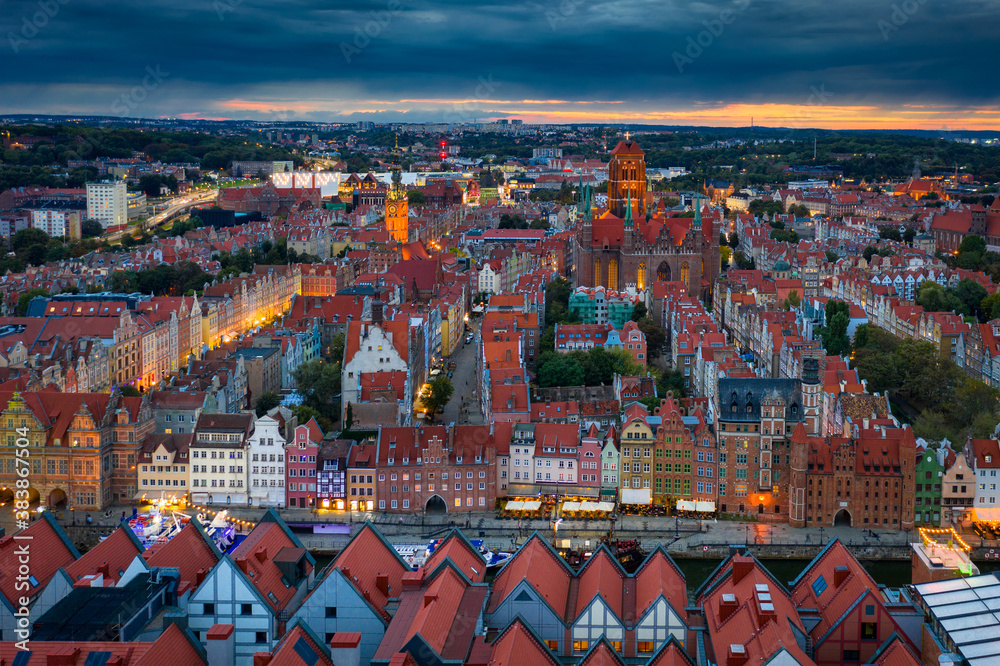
[3,0,999,129]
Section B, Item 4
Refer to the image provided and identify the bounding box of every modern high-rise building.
[86,180,128,229]
[29,208,82,238]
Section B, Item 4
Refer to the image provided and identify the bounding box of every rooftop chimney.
[196,567,208,586]
[719,593,739,623]
[236,557,249,574]
[206,624,237,666]
[255,547,268,563]
[834,566,850,587]
[727,643,748,666]
[732,557,754,584]
[253,654,273,666]
[376,573,390,596]
[329,633,362,666]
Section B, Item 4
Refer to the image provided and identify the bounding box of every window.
[811,574,828,597]
[843,650,860,662]
[241,603,253,615]
[573,641,589,653]
[861,622,877,640]
[203,602,215,614]
[256,631,267,644]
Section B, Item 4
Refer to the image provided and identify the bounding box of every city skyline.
[3,0,999,130]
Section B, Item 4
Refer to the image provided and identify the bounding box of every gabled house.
[0,512,79,640]
[141,518,223,606]
[485,534,688,661]
[32,525,144,620]
[371,558,490,665]
[789,539,920,664]
[695,552,814,666]
[187,508,315,665]
[291,522,410,665]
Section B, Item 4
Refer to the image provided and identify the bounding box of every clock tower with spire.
[386,135,409,243]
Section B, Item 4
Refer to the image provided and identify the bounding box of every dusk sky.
[4,0,999,130]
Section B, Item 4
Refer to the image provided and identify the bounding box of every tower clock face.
[388,204,397,214]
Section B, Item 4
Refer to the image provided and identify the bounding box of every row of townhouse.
[0,265,302,393]
[0,505,928,666]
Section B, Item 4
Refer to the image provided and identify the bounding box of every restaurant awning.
[504,500,524,511]
[676,500,697,511]
[596,501,616,512]
[521,500,542,511]
[562,501,581,512]
[974,507,1000,522]
[579,501,601,512]
[695,501,716,512]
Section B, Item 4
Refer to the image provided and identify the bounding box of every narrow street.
[440,317,482,425]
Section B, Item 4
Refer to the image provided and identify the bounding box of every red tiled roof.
[231,519,313,613]
[480,618,559,665]
[575,547,626,618]
[144,521,221,597]
[0,622,206,666]
[868,634,922,666]
[487,535,572,615]
[0,513,77,605]
[422,531,486,583]
[332,523,410,621]
[263,622,334,666]
[65,525,142,585]
[579,639,626,665]
[971,438,1000,469]
[634,548,688,622]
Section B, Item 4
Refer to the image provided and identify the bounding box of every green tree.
[637,316,666,359]
[537,354,584,387]
[954,279,989,321]
[292,360,342,423]
[15,288,48,316]
[959,234,987,255]
[825,250,839,262]
[11,228,49,251]
[818,300,851,356]
[657,369,686,398]
[406,190,426,204]
[81,219,104,238]
[329,333,346,365]
[424,376,454,417]
[916,281,963,314]
[343,403,354,431]
[631,302,648,322]
[782,290,801,310]
[119,385,141,397]
[878,227,902,242]
[254,392,281,417]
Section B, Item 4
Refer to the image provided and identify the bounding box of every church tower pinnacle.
[386,134,408,244]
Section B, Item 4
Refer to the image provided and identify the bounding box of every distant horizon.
[1,112,997,137]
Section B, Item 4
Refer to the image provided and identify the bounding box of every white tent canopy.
[562,501,581,512]
[504,500,524,511]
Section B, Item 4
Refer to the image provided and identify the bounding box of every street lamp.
[745,524,749,546]
[819,526,825,545]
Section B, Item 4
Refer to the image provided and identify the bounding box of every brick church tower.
[386,136,408,243]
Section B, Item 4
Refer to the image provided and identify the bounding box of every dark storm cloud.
[1,0,998,122]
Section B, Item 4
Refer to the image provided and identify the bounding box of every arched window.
[637,262,647,291]
[594,259,602,288]
[608,258,618,290]
[681,261,690,288]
